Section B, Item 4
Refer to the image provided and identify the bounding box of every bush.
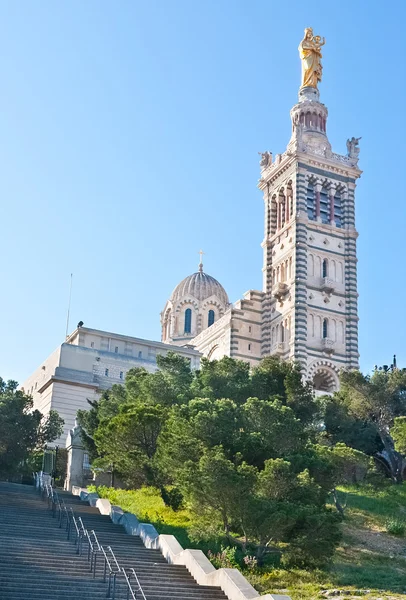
[385,518,405,536]
[160,486,184,511]
[207,545,241,569]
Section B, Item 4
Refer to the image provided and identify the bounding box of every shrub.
[160,486,184,511]
[207,546,240,569]
[385,518,405,536]
[243,555,258,572]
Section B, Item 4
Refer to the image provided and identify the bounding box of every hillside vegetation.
[91,483,406,600]
[81,355,406,597]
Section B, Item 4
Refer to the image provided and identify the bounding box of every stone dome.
[171,268,229,306]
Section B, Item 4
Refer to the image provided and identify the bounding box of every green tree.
[337,369,406,482]
[0,378,64,478]
[322,393,381,455]
[77,385,128,461]
[241,398,305,467]
[391,416,406,455]
[191,356,252,405]
[251,357,318,425]
[93,403,166,487]
[181,447,340,566]
[140,353,194,406]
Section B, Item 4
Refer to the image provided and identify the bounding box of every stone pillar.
[315,182,321,222]
[285,193,290,223]
[64,420,85,492]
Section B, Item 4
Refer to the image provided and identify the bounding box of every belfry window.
[208,309,215,327]
[307,183,315,221]
[322,318,328,339]
[322,258,328,278]
[320,189,329,224]
[184,308,192,334]
[334,194,342,228]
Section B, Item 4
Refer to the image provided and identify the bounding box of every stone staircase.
[0,481,228,600]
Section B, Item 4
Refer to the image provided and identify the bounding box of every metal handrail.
[122,569,137,600]
[128,568,148,600]
[107,546,121,573]
[78,516,86,534]
[91,530,101,551]
[83,528,99,577]
[34,472,139,600]
[100,545,118,598]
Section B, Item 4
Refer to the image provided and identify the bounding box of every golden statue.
[298,27,325,88]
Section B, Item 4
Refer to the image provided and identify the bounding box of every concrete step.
[0,483,228,600]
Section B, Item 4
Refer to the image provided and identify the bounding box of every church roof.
[171,266,229,305]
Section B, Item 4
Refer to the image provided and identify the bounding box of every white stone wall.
[22,345,61,398]
[191,291,264,368]
[21,327,202,445]
[50,381,100,446]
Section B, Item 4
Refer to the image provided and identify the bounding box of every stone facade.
[22,327,201,445]
[161,262,230,346]
[191,290,264,368]
[163,86,361,393]
[23,53,362,444]
[258,85,361,391]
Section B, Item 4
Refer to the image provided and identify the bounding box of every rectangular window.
[320,189,329,224]
[105,368,109,377]
[138,351,142,358]
[334,195,342,228]
[307,184,315,221]
[248,344,251,351]
[248,326,252,333]
[119,371,124,380]
[90,342,94,348]
[115,346,118,353]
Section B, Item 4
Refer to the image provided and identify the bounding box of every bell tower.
[259,29,361,393]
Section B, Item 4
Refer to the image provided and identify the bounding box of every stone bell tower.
[259,29,362,393]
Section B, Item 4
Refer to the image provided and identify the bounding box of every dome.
[171,267,229,306]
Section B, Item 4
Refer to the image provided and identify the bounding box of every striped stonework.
[258,85,362,392]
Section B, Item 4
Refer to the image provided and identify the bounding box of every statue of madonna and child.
[298,27,325,89]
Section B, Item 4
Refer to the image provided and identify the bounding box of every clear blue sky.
[1,0,404,382]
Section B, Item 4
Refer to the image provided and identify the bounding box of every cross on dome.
[198,249,205,273]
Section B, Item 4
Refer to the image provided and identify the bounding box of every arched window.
[322,318,328,339]
[322,258,328,278]
[184,308,192,334]
[208,309,215,327]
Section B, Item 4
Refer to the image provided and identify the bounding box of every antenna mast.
[65,273,73,339]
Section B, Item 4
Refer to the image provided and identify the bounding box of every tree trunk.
[332,488,345,517]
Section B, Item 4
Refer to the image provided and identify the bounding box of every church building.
[161,28,361,394]
[22,29,362,445]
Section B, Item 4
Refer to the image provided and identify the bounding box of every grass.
[92,483,406,600]
[89,484,220,553]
